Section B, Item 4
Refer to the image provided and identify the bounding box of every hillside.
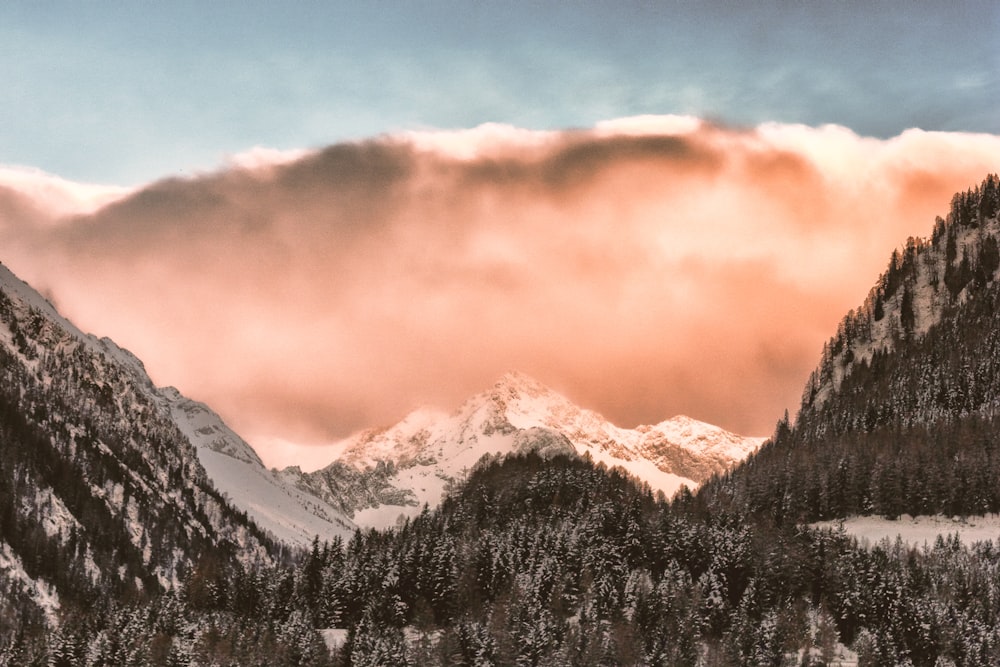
[705,174,1000,523]
[0,261,283,645]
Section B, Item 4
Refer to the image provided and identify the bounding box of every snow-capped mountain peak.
[488,371,589,427]
[651,414,765,460]
[491,369,561,402]
[291,373,763,529]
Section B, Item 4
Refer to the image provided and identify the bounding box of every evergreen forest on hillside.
[7,452,1000,666]
[706,176,1000,526]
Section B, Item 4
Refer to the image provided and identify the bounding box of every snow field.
[812,514,1000,548]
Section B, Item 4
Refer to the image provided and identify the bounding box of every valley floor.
[812,514,1000,548]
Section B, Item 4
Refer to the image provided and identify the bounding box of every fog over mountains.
[285,371,762,530]
[0,255,760,556]
[2,119,999,469]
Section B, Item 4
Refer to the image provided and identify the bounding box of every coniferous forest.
[10,452,1000,666]
[3,177,1000,666]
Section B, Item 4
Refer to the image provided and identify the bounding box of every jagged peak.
[464,371,577,422]
[159,385,184,400]
[656,414,707,429]
[491,370,560,398]
[655,414,733,438]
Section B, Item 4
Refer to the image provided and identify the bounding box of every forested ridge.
[8,452,1000,665]
[0,268,283,663]
[703,175,1000,525]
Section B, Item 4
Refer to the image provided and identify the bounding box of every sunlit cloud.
[0,166,131,218]
[593,115,705,137]
[222,146,317,172]
[1,118,998,468]
[402,123,562,161]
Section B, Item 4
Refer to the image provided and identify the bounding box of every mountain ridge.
[805,174,1000,411]
[0,259,278,626]
[289,371,763,529]
[161,387,357,546]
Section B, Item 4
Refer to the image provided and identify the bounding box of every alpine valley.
[2,175,1000,666]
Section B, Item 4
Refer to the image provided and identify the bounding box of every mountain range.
[284,371,762,529]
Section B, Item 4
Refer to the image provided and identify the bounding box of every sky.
[2,2,997,185]
[0,2,998,469]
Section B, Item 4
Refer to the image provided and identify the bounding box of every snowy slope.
[0,261,353,550]
[813,514,1000,549]
[292,372,763,529]
[0,264,354,545]
[0,259,286,618]
[0,262,151,380]
[162,388,355,546]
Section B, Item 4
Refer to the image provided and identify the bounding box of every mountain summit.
[289,372,763,529]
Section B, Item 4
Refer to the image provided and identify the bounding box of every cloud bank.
[2,117,999,468]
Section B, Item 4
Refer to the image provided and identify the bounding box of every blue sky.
[2,1,997,185]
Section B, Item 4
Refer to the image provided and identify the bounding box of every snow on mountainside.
[0,260,280,622]
[291,371,763,529]
[0,263,150,381]
[0,261,353,551]
[162,388,355,546]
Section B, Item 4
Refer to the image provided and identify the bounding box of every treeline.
[710,414,1000,525]
[8,452,1000,665]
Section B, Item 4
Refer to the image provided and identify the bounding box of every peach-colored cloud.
[1,119,998,468]
[0,166,131,218]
